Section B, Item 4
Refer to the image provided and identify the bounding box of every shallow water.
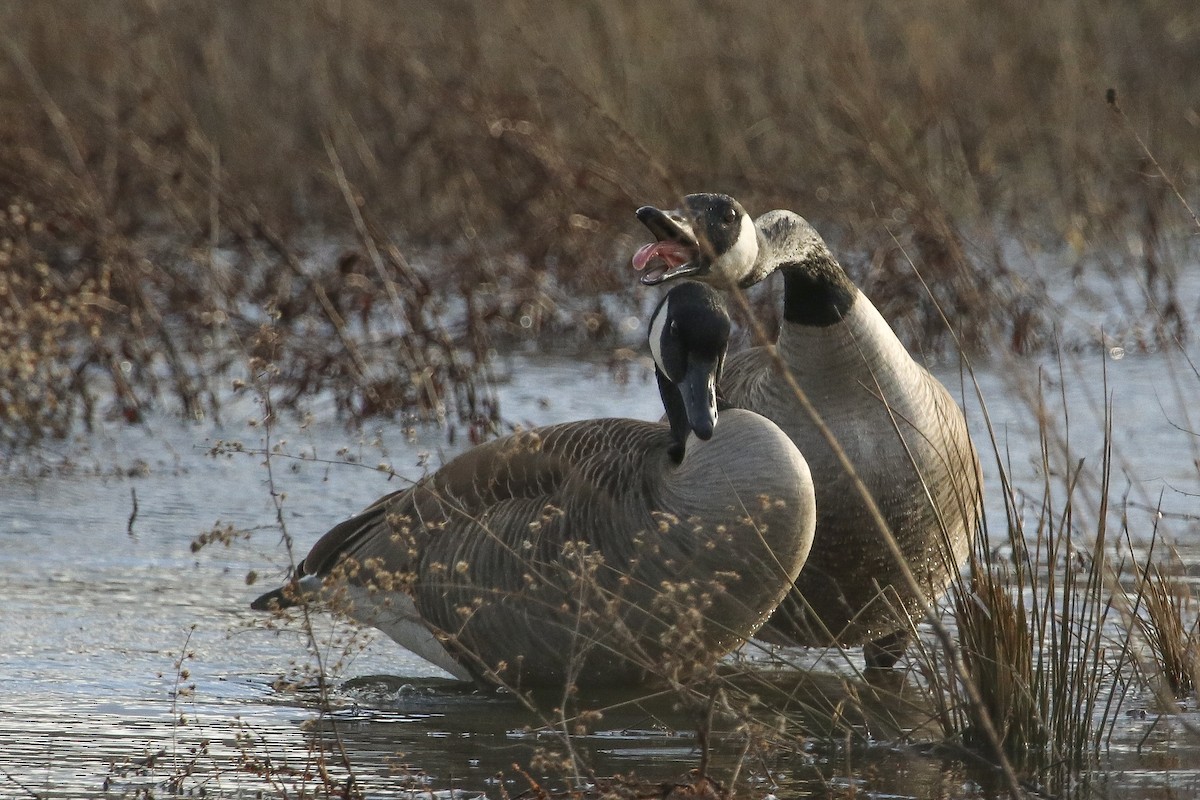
[2,347,1199,798]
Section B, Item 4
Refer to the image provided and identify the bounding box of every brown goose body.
[634,197,983,650]
[265,413,813,687]
[253,283,816,688]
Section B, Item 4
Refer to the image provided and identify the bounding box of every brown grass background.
[1,1,1197,443]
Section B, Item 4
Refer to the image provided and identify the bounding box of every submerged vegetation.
[3,2,1200,798]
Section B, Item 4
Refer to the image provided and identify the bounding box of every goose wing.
[262,419,676,683]
[296,419,668,584]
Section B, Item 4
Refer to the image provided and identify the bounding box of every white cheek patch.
[648,301,669,373]
[714,214,759,279]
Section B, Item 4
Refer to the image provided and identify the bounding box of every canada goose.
[252,281,816,689]
[633,194,982,668]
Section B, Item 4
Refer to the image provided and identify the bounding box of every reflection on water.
[2,349,1199,798]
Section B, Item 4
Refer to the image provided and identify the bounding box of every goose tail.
[250,573,323,611]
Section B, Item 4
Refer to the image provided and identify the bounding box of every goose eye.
[721,206,737,225]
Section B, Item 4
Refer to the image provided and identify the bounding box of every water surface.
[2,349,1199,798]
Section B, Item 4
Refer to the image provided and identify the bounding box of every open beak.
[632,206,705,286]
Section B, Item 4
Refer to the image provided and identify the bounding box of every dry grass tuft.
[1130,546,1200,698]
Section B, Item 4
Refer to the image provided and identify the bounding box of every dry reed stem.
[1106,89,1200,235]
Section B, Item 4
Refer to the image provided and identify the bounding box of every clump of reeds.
[1128,539,1199,698]
[918,377,1134,796]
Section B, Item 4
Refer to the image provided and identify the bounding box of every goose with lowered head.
[252,280,816,689]
[633,193,982,668]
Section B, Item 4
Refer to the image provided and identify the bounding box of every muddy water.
[2,349,1199,798]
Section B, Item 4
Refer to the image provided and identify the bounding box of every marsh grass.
[0,131,504,450]
[934,384,1132,796]
[3,1,1198,448]
[1127,536,1200,699]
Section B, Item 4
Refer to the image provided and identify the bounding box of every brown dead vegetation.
[1,1,1196,444]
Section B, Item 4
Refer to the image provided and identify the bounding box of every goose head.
[634,193,830,290]
[634,193,759,288]
[648,281,731,458]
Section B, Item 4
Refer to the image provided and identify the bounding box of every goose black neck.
[780,253,857,327]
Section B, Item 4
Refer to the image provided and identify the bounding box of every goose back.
[273,412,813,687]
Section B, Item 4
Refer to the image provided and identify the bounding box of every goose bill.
[633,206,703,285]
[679,357,719,441]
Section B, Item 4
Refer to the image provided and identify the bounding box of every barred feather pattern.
[280,410,815,687]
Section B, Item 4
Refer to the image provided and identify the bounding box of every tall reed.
[944,386,1134,795]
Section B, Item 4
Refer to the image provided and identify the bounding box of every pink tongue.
[631,242,661,271]
[631,241,691,273]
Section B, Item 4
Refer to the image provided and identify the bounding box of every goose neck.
[779,257,857,327]
[750,212,857,327]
